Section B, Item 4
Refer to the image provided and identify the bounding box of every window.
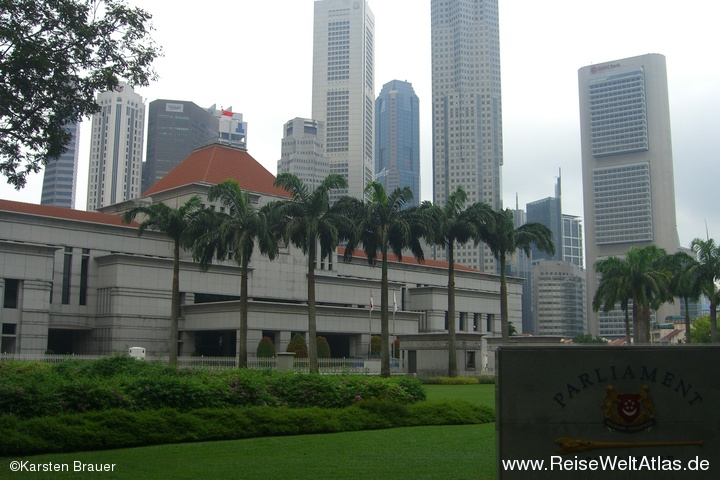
[3,279,20,309]
[80,249,90,306]
[62,247,72,304]
[466,351,476,370]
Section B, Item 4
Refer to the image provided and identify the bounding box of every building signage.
[590,63,621,74]
[165,103,184,113]
[497,346,717,479]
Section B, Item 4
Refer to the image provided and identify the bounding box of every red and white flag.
[370,290,374,312]
[221,109,233,118]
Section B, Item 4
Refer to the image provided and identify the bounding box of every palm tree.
[593,246,670,344]
[666,251,702,343]
[481,208,554,343]
[272,173,351,373]
[341,182,428,377]
[690,238,720,343]
[191,180,279,367]
[593,256,633,344]
[122,196,205,365]
[421,186,493,377]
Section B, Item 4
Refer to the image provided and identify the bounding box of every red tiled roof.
[143,143,291,198]
[337,246,479,272]
[0,199,138,227]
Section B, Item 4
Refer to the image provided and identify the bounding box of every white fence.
[0,353,400,374]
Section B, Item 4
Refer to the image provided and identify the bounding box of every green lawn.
[1,384,497,480]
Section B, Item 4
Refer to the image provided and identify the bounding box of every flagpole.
[392,289,396,358]
[368,289,373,359]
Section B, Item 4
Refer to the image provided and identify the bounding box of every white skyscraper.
[312,0,374,201]
[86,82,145,210]
[277,117,329,191]
[579,53,680,337]
[431,0,503,272]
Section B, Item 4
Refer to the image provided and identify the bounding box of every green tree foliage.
[690,316,711,344]
[690,238,720,343]
[272,173,351,373]
[256,337,276,358]
[370,335,382,356]
[572,334,608,344]
[122,196,207,365]
[0,0,162,188]
[316,336,331,359]
[667,251,702,343]
[421,186,493,377]
[481,209,554,343]
[340,182,428,377]
[191,180,279,367]
[286,333,308,358]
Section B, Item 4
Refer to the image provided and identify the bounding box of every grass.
[0,384,497,480]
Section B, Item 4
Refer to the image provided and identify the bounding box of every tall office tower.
[579,53,680,336]
[86,82,145,210]
[277,117,329,191]
[562,214,583,267]
[312,0,375,201]
[526,175,563,263]
[532,260,587,338]
[143,100,219,193]
[375,80,420,207]
[431,0,503,272]
[41,122,80,208]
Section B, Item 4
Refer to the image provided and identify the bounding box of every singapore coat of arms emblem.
[601,384,656,433]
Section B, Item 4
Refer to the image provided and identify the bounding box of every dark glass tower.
[375,80,420,206]
[41,122,79,208]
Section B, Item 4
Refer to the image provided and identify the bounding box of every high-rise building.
[431,0,503,272]
[510,202,532,334]
[526,176,563,263]
[41,122,80,209]
[312,0,375,201]
[579,53,680,336]
[86,82,145,210]
[375,80,420,206]
[213,107,247,151]
[532,260,586,338]
[277,117,329,191]
[562,214,583,268]
[143,100,219,193]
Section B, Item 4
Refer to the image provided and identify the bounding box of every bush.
[316,336,331,358]
[370,335,381,355]
[286,333,308,358]
[256,337,276,357]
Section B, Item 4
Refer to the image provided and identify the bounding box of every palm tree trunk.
[710,298,718,344]
[447,242,457,377]
[169,241,180,365]
[624,308,631,344]
[381,248,390,378]
[238,257,249,368]
[683,297,691,343]
[307,242,319,373]
[632,295,640,344]
[500,252,509,343]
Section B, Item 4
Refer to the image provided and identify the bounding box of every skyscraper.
[579,53,680,336]
[41,122,80,209]
[86,82,145,210]
[277,117,329,191]
[526,176,563,263]
[431,0,503,272]
[312,0,374,201]
[143,100,219,193]
[375,80,420,207]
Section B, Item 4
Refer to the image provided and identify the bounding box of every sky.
[1,0,718,249]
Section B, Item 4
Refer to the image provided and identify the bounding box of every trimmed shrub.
[370,335,381,355]
[256,337,276,358]
[286,333,308,358]
[316,336,331,358]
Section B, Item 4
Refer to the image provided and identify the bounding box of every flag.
[393,290,397,313]
[221,109,233,118]
[370,290,374,312]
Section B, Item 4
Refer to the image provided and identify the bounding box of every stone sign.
[496,346,719,479]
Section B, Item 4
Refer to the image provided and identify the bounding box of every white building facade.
[579,54,680,336]
[312,0,375,201]
[86,82,145,211]
[277,117,329,191]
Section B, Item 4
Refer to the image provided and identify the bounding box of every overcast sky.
[2,0,718,249]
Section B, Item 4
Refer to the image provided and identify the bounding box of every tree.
[572,333,608,344]
[690,316,712,344]
[272,173,351,373]
[667,251,702,343]
[593,256,633,344]
[342,182,428,377]
[1,0,161,188]
[421,186,493,377]
[191,180,279,368]
[316,336,331,359]
[481,209,554,343]
[122,196,205,365]
[593,246,671,344]
[286,333,308,358]
[256,337,275,358]
[690,238,720,343]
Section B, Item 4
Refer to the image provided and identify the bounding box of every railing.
[0,353,400,374]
